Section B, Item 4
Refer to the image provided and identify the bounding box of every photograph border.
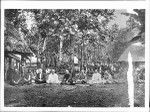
[1,1,150,112]
[1,0,147,1]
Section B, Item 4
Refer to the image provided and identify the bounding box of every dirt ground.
[4,82,144,107]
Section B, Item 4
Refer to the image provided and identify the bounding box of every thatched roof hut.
[118,42,144,62]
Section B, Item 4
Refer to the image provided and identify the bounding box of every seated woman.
[46,69,61,84]
[88,69,103,84]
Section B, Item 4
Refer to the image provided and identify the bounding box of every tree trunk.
[37,56,38,68]
[59,35,63,63]
[81,34,85,71]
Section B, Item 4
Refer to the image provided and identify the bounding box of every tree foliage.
[4,9,145,66]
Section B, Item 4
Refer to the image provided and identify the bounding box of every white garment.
[36,68,43,81]
[107,73,113,83]
[36,68,42,74]
[89,73,103,84]
[46,68,51,74]
[74,56,78,64]
[46,73,60,83]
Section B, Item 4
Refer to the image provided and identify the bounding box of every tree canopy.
[4,9,145,67]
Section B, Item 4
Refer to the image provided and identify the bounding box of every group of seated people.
[35,68,78,85]
[7,63,115,86]
[28,66,114,85]
[9,60,116,86]
[89,69,113,84]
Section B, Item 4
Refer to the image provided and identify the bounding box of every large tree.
[15,9,116,69]
[7,9,143,69]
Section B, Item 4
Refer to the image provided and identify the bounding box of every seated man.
[45,68,51,82]
[46,68,52,83]
[46,68,51,74]
[35,68,46,84]
[31,69,36,84]
[24,69,32,84]
[103,70,113,84]
[46,69,61,84]
[76,69,87,84]
[61,69,75,85]
[61,70,71,84]
[12,68,21,85]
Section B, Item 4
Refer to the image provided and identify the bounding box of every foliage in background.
[4,9,145,66]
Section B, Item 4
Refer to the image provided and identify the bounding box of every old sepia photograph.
[3,9,146,108]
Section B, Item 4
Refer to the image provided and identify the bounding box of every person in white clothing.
[45,68,51,83]
[35,68,46,84]
[88,69,103,84]
[36,68,43,80]
[47,69,60,84]
[46,68,51,74]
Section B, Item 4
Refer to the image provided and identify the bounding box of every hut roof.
[5,50,33,61]
[7,54,21,61]
[118,42,144,62]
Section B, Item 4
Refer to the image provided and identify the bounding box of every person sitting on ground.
[76,69,87,84]
[63,70,70,84]
[46,68,51,74]
[31,69,36,84]
[98,67,106,84]
[46,69,61,84]
[88,69,102,84]
[103,70,113,84]
[35,68,45,84]
[61,69,73,85]
[46,68,51,83]
[81,69,87,84]
[12,67,21,85]
[45,68,51,82]
[24,69,32,85]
